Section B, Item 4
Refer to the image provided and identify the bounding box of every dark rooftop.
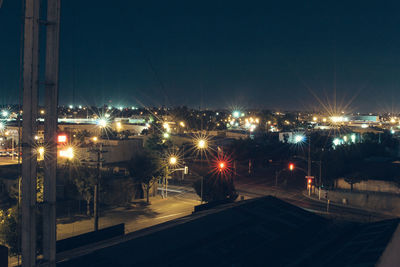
[57,196,399,267]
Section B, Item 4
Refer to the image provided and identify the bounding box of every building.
[57,196,400,267]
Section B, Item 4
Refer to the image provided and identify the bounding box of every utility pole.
[22,0,40,265]
[307,136,311,177]
[43,0,61,265]
[307,134,312,195]
[94,143,103,231]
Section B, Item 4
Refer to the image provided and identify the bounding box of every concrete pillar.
[22,0,40,266]
[43,0,61,266]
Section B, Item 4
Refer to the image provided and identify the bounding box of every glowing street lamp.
[38,147,45,160]
[232,111,240,118]
[294,134,305,143]
[59,147,74,159]
[169,156,177,165]
[97,118,108,128]
[197,139,207,149]
[92,136,98,142]
[163,132,170,139]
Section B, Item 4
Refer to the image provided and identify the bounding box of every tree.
[344,172,363,191]
[193,174,238,203]
[0,206,19,254]
[72,167,97,216]
[128,152,162,203]
[75,130,91,143]
[145,133,171,153]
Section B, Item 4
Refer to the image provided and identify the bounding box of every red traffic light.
[218,161,226,171]
[307,178,312,184]
[289,163,294,171]
[57,134,67,143]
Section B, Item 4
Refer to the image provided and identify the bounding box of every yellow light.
[163,132,170,139]
[116,122,122,130]
[179,121,185,127]
[390,118,396,123]
[92,136,98,142]
[38,147,45,160]
[169,156,177,165]
[98,118,108,128]
[313,116,317,121]
[59,147,74,159]
[198,139,207,149]
[40,110,45,115]
[322,118,327,122]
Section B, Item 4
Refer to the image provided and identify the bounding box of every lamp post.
[163,155,178,198]
[196,138,207,203]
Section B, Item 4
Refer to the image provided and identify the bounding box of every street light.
[38,147,45,161]
[195,137,208,204]
[197,139,207,149]
[97,118,108,128]
[169,156,177,165]
[294,134,305,143]
[59,147,74,159]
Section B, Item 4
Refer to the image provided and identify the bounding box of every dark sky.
[1,0,400,112]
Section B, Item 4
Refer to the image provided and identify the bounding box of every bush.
[193,174,238,203]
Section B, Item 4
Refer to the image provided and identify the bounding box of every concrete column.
[22,0,40,266]
[43,0,61,266]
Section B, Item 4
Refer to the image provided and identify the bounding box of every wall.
[76,139,143,164]
[335,178,400,194]
[316,188,400,216]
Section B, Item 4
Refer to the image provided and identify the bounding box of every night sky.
[1,0,400,112]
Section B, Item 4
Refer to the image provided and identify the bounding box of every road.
[233,176,393,222]
[57,195,200,240]
[167,176,393,222]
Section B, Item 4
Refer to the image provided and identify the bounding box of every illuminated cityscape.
[1,0,400,266]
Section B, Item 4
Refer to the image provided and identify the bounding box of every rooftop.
[57,196,399,267]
